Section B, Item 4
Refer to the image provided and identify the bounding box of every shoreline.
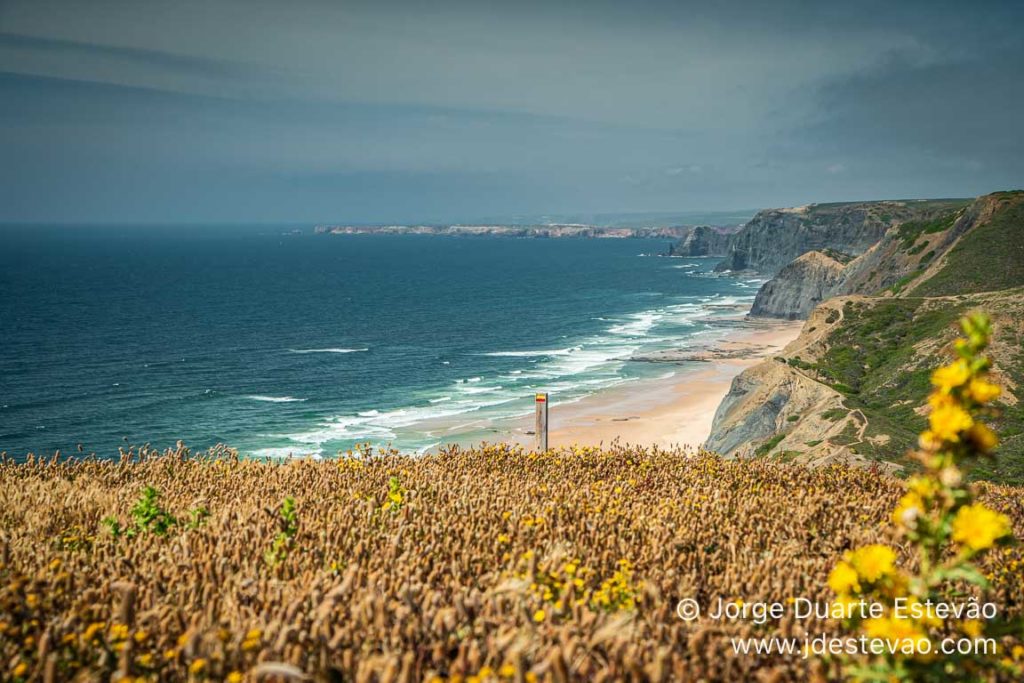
[423,317,803,452]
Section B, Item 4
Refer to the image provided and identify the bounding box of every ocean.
[0,226,763,459]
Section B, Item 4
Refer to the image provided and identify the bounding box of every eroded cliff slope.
[750,250,849,319]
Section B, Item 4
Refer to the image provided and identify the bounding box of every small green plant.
[754,433,786,457]
[821,407,850,421]
[265,496,299,565]
[130,485,177,536]
[102,486,208,539]
[184,505,210,530]
[101,516,123,539]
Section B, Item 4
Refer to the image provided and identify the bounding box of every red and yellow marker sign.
[535,393,547,403]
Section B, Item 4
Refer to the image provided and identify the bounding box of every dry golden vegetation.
[2,442,1023,682]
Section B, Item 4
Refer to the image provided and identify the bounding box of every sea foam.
[245,395,307,403]
[288,348,368,354]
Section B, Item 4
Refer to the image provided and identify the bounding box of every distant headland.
[314,223,737,239]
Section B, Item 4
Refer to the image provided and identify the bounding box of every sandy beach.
[527,319,803,449]
[419,317,803,452]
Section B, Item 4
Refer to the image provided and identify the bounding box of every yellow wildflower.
[892,491,924,527]
[961,619,983,638]
[532,609,546,623]
[952,504,1011,551]
[849,545,896,582]
[966,423,999,452]
[907,476,939,498]
[928,392,956,410]
[864,615,927,649]
[226,673,244,683]
[13,663,28,677]
[828,561,859,595]
[964,378,1000,404]
[918,429,943,451]
[189,658,207,674]
[928,403,973,442]
[83,622,105,642]
[931,360,971,393]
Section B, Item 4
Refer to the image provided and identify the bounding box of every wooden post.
[535,393,548,452]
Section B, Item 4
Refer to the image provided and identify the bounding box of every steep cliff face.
[748,197,978,319]
[750,251,847,319]
[714,200,966,275]
[672,225,732,257]
[707,191,1024,483]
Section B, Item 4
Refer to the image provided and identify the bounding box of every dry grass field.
[2,443,1022,682]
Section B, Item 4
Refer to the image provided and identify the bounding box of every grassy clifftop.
[912,191,1024,296]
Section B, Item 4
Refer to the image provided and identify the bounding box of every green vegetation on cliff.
[912,191,1024,296]
[796,293,1024,483]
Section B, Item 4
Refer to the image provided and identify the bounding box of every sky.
[0,0,1022,224]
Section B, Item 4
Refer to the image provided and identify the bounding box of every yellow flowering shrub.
[832,313,1020,682]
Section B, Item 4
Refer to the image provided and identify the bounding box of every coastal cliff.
[749,250,848,319]
[713,200,965,275]
[671,225,732,256]
[708,190,1024,483]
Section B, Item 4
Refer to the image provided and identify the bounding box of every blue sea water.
[0,226,763,458]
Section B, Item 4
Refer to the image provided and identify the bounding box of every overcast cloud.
[1,0,1021,223]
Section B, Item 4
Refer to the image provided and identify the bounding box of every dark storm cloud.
[0,32,262,83]
[0,0,1021,223]
[807,49,1024,163]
